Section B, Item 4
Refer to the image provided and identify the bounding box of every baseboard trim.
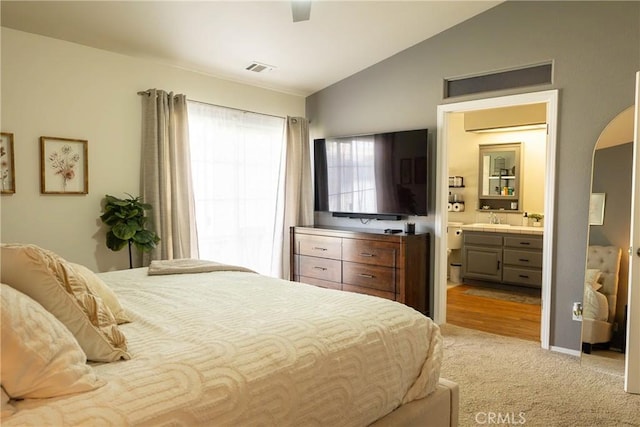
[550,345,581,357]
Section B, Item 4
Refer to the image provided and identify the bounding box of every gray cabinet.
[462,231,543,289]
[462,232,502,282]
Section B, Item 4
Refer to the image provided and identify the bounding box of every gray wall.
[306,1,640,350]
[590,142,633,349]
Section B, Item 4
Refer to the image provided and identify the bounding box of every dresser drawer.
[503,249,543,268]
[342,239,398,267]
[342,284,395,301]
[502,266,542,288]
[342,262,395,292]
[295,275,342,291]
[503,235,543,250]
[298,255,342,283]
[295,235,342,259]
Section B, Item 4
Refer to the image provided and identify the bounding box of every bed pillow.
[0,386,15,418]
[69,262,131,324]
[0,244,130,362]
[585,268,603,291]
[583,282,609,322]
[0,284,105,399]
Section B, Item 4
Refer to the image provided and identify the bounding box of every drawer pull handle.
[519,242,531,245]
[518,274,530,279]
[313,266,327,271]
[358,273,375,279]
[519,258,530,262]
[360,253,374,257]
[312,247,328,251]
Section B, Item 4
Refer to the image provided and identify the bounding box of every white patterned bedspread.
[6,268,442,426]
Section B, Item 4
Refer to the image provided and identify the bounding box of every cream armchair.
[581,245,622,354]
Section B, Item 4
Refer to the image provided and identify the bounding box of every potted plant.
[529,213,544,227]
[100,194,160,268]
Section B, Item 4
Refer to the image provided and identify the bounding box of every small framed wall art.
[40,136,88,194]
[588,192,606,226]
[1,132,15,194]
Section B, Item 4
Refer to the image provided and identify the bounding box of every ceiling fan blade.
[291,0,312,22]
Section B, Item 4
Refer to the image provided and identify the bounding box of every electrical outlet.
[572,302,582,321]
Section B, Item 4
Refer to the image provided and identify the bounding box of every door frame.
[626,72,640,393]
[434,90,559,350]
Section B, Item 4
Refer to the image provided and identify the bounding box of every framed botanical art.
[1,132,15,194]
[40,136,88,194]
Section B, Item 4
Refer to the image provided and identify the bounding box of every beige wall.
[0,28,305,272]
[447,112,546,225]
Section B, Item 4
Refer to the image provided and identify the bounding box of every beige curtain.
[276,116,313,279]
[140,89,198,264]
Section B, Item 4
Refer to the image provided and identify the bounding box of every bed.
[0,244,458,426]
[582,245,622,354]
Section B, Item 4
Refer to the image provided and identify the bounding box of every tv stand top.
[296,225,425,238]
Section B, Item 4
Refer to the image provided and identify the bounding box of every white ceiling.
[0,1,501,96]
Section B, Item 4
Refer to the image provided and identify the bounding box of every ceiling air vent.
[245,62,276,73]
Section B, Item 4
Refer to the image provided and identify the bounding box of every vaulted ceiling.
[1,1,501,96]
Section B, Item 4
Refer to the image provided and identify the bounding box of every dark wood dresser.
[290,226,430,314]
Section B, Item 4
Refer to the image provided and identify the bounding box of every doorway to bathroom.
[443,105,547,342]
[434,90,559,350]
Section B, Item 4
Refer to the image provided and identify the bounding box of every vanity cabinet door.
[462,245,502,282]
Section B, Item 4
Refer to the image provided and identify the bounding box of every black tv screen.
[314,129,428,218]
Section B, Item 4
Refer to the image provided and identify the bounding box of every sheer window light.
[187,101,285,275]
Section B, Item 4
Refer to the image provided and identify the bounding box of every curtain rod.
[137,90,287,120]
[187,98,286,120]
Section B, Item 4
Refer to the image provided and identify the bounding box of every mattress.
[4,267,443,426]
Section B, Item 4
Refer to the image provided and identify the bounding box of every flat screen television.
[314,129,428,220]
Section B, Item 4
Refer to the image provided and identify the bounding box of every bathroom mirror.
[581,106,634,372]
[478,142,521,210]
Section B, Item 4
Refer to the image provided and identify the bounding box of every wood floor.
[447,284,541,342]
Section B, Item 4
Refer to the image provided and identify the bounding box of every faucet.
[489,212,500,224]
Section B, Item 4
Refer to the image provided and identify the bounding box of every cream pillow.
[70,262,131,324]
[0,284,105,399]
[1,386,15,418]
[583,282,609,322]
[585,269,603,291]
[0,244,130,362]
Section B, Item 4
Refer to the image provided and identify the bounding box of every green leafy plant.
[100,194,160,268]
[529,213,544,222]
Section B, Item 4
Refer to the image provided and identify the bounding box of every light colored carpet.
[463,287,541,305]
[440,324,640,427]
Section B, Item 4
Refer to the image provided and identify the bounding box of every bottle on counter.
[522,212,529,226]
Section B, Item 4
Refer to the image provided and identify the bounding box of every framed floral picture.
[1,133,15,194]
[40,136,88,194]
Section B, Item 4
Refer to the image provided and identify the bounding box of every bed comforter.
[5,267,442,426]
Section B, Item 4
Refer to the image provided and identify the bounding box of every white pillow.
[70,262,131,324]
[0,284,105,399]
[0,244,130,362]
[585,269,603,291]
[583,282,609,322]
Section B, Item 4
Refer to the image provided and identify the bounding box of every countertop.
[459,223,544,235]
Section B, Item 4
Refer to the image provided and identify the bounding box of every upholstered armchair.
[581,245,622,354]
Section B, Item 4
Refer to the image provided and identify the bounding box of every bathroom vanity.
[460,225,543,289]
